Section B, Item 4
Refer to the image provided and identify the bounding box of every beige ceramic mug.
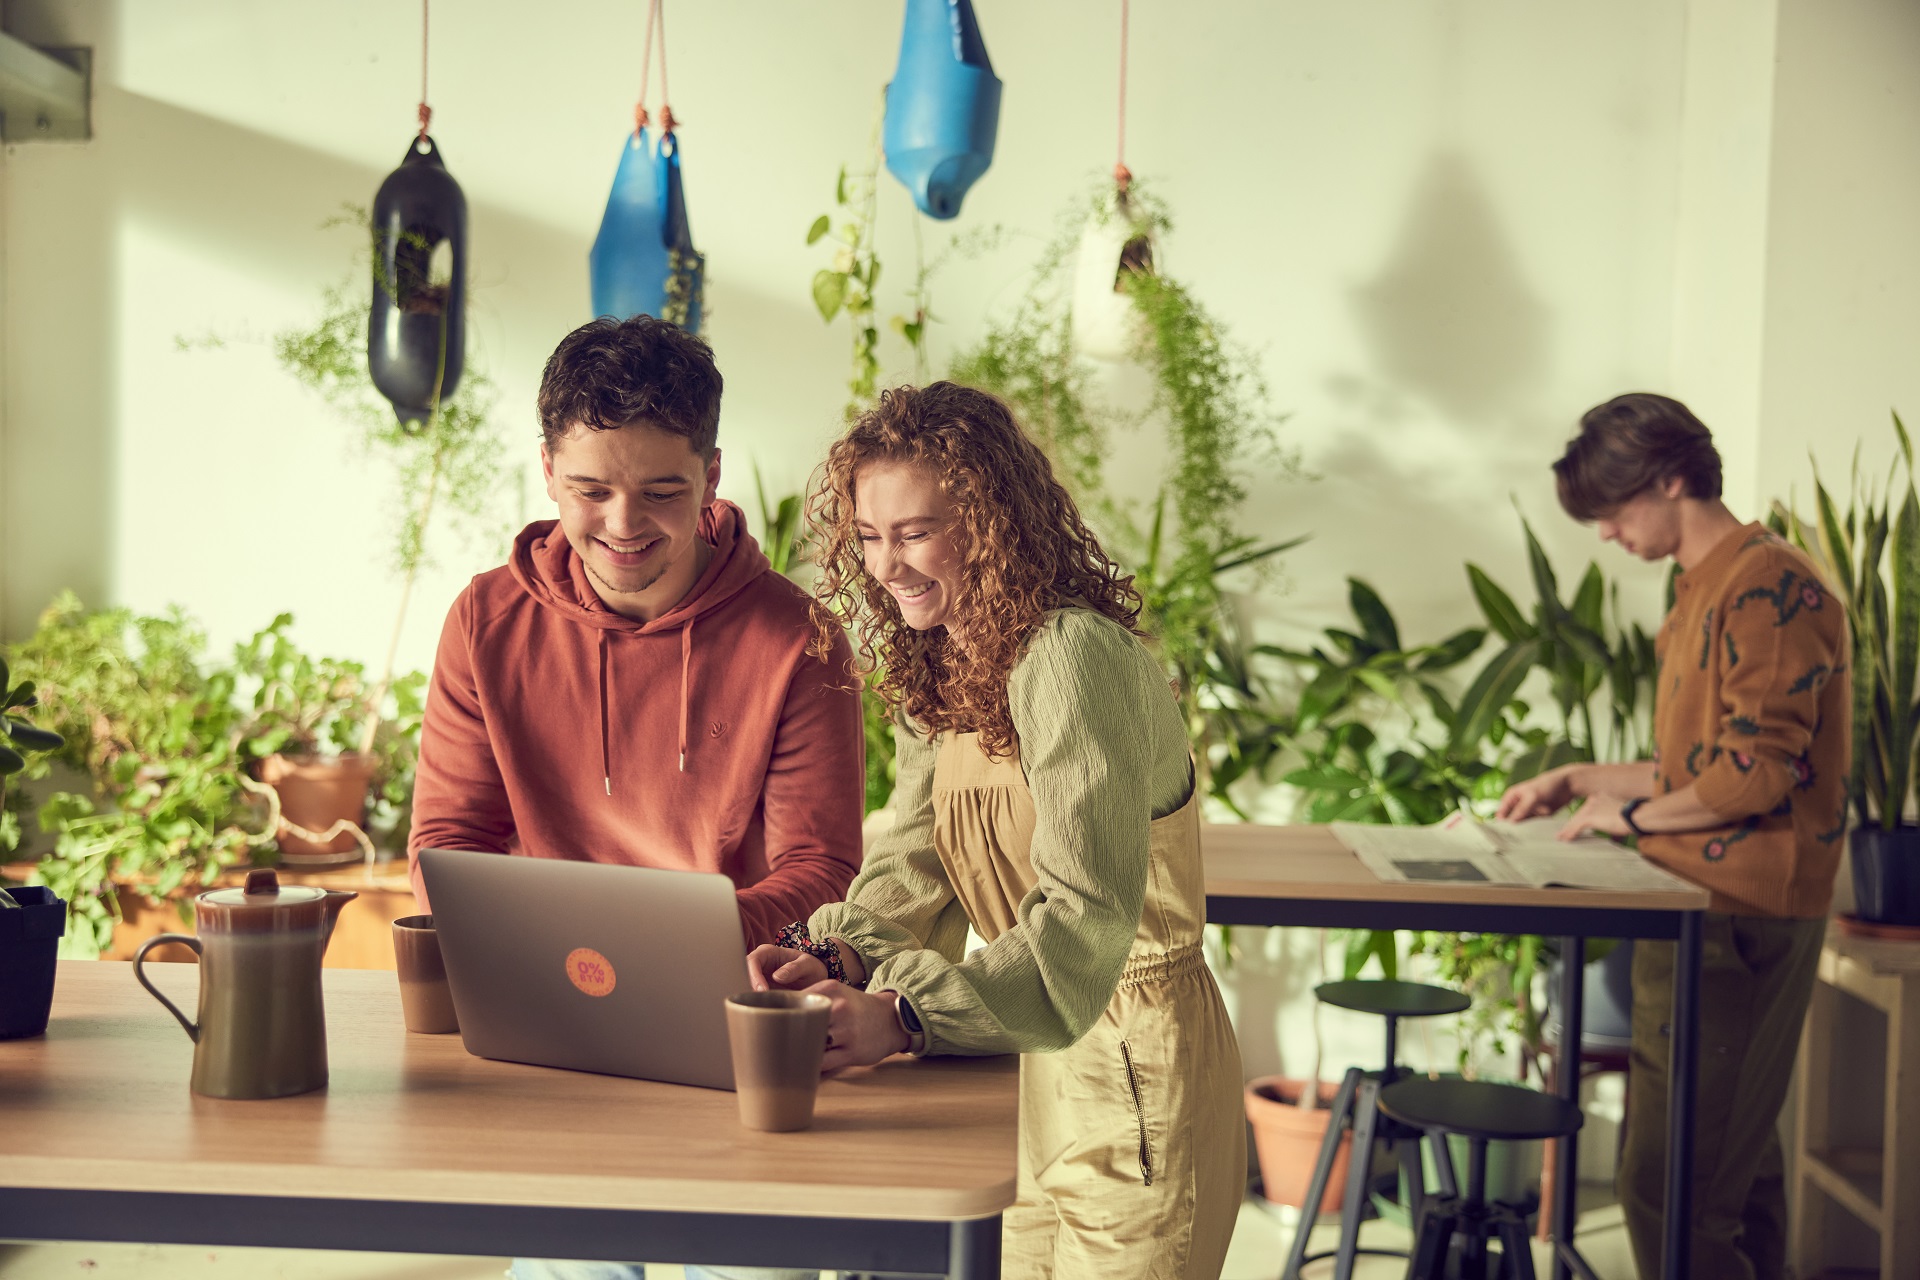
[724,991,832,1131]
[392,914,459,1034]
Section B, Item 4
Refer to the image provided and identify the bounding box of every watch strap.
[1621,797,1650,836]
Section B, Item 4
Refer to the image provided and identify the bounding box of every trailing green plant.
[948,183,1303,795]
[1769,411,1917,831]
[272,205,509,752]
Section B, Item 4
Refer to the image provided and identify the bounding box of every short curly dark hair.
[536,315,723,454]
[1554,392,1722,521]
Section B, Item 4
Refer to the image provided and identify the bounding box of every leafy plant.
[2,595,427,954]
[0,658,64,818]
[2,594,265,954]
[1769,411,1917,830]
[230,615,426,853]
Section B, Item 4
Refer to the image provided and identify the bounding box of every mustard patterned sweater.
[1643,522,1851,917]
[807,609,1192,1057]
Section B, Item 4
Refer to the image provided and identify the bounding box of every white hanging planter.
[1071,193,1157,362]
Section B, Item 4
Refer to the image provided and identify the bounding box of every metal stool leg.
[1461,1137,1491,1280]
[1428,1128,1459,1200]
[1496,1211,1539,1280]
[1280,1067,1361,1280]
[1399,1132,1430,1239]
[1407,1198,1457,1279]
[1332,1076,1382,1280]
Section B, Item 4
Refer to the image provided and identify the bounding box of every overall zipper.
[1120,1040,1155,1186]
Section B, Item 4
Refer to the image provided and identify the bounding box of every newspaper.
[1332,817,1694,893]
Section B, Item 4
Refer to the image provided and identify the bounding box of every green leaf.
[1348,578,1401,654]
[1896,409,1914,473]
[1571,563,1605,634]
[1890,486,1920,815]
[2,680,36,711]
[4,718,63,752]
[0,744,22,776]
[806,214,831,246]
[1522,519,1568,624]
[1295,667,1352,732]
[811,270,846,322]
[1814,477,1856,603]
[1451,639,1540,752]
[1467,565,1532,643]
[1414,627,1487,672]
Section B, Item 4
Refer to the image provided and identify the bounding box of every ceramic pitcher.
[133,868,357,1099]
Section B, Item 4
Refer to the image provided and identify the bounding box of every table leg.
[1662,911,1704,1280]
[1551,936,1584,1280]
[949,1215,1001,1280]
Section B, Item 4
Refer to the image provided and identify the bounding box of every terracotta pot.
[258,753,374,860]
[1245,1076,1353,1211]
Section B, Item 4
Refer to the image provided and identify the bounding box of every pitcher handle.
[133,934,202,1043]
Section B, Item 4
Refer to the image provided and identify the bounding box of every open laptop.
[417,849,745,1090]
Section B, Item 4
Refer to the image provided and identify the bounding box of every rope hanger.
[1114,0,1131,192]
[634,0,678,136]
[417,0,432,138]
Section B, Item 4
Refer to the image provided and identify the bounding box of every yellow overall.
[931,731,1246,1280]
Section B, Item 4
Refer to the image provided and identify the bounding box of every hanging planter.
[1071,188,1157,362]
[369,135,467,426]
[883,0,1002,220]
[589,1,704,331]
[590,121,705,331]
[369,7,464,428]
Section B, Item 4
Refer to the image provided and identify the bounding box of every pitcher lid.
[199,868,328,910]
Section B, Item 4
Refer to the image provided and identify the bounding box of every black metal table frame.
[0,1188,1002,1279]
[1207,893,1706,1280]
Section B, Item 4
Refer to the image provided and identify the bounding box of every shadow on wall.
[1352,150,1551,426]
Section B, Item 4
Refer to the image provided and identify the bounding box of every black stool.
[1281,979,1471,1280]
[1378,1077,1585,1280]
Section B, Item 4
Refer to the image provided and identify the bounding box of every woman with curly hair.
[747,381,1244,1279]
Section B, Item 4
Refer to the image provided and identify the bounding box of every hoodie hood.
[508,499,773,783]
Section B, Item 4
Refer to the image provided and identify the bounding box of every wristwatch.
[1620,797,1651,837]
[892,992,928,1057]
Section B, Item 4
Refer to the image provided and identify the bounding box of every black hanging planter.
[1851,825,1920,926]
[0,886,67,1039]
[369,135,467,427]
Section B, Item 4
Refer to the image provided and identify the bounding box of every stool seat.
[1314,978,1472,1019]
[1379,1077,1584,1143]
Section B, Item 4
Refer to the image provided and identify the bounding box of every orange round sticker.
[565,947,616,997]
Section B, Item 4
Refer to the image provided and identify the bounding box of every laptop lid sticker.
[566,947,617,997]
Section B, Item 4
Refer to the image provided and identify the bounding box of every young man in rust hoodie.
[408,316,865,957]
[1498,393,1850,1280]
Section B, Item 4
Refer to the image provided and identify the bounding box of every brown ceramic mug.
[392,914,459,1034]
[724,991,831,1131]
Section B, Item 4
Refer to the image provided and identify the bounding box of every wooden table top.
[0,962,1019,1222]
[1202,822,1711,913]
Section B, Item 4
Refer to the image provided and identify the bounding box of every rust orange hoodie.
[407,500,864,947]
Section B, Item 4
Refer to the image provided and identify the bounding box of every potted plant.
[2,657,67,1038]
[1772,412,1920,924]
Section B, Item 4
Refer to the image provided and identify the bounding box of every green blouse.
[808,608,1192,1056]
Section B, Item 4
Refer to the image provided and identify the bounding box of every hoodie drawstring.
[678,616,694,773]
[598,631,612,796]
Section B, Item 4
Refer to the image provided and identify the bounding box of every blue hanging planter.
[883,0,1001,220]
[590,126,704,332]
[369,135,467,427]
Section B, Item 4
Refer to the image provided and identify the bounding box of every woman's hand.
[805,981,909,1073]
[746,945,826,992]
[1558,793,1633,842]
[1495,764,1578,821]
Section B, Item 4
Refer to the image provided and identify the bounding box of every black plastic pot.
[1851,825,1920,926]
[0,886,66,1039]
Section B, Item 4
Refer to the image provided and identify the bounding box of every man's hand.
[1495,764,1581,822]
[746,945,827,992]
[1558,793,1634,842]
[805,981,910,1073]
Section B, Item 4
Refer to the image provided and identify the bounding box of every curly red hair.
[808,382,1143,758]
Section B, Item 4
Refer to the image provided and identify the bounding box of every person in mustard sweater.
[747,381,1245,1280]
[1497,392,1850,1280]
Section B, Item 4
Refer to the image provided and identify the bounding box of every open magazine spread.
[1331,817,1694,893]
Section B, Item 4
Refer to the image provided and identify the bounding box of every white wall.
[2,0,1695,681]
